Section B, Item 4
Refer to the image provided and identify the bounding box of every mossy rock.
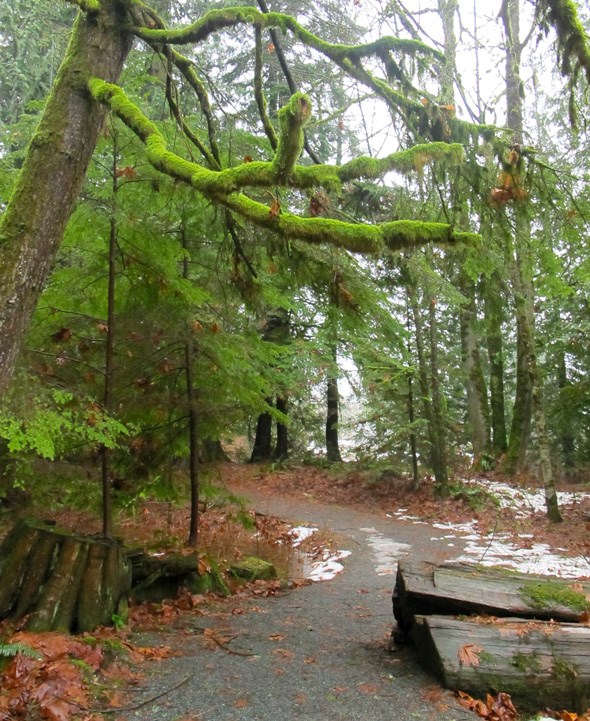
[229,556,277,581]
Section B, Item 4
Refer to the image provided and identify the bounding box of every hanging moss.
[538,0,590,81]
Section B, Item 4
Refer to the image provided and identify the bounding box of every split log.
[413,614,590,712]
[0,519,131,633]
[393,560,590,641]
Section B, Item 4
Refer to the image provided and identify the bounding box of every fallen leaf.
[458,643,483,667]
[234,698,249,708]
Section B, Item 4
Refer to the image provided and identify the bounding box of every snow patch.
[360,527,412,575]
[306,550,352,582]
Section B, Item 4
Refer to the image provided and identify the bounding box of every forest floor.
[1,462,590,721]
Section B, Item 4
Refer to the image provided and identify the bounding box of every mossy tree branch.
[89,78,466,194]
[271,93,311,183]
[536,0,590,82]
[89,78,478,255]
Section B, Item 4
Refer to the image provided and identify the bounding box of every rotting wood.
[393,560,590,641]
[412,614,590,712]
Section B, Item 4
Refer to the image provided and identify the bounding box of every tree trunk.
[0,519,131,633]
[408,286,439,485]
[428,297,449,494]
[557,349,575,469]
[501,0,561,521]
[459,283,491,463]
[182,233,200,548]
[274,396,289,460]
[250,402,273,462]
[482,272,508,455]
[100,135,119,541]
[0,2,133,394]
[326,342,343,463]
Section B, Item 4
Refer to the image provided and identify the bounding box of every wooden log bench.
[393,560,590,712]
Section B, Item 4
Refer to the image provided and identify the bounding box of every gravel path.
[122,486,470,721]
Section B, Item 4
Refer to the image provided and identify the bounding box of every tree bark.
[250,402,273,462]
[482,272,508,455]
[501,0,561,521]
[326,342,343,463]
[459,283,491,462]
[0,1,133,394]
[0,519,130,633]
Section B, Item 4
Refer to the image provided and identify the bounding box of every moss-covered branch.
[89,78,478,256]
[536,0,590,82]
[272,93,311,182]
[130,6,499,145]
[89,79,465,195]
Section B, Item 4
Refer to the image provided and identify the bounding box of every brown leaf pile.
[0,631,106,721]
[456,691,518,721]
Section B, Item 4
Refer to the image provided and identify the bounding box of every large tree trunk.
[501,0,561,521]
[0,2,132,394]
[274,396,289,460]
[250,402,273,462]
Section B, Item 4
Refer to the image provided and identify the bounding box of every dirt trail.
[125,482,468,721]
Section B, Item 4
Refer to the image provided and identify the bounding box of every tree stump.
[0,519,131,633]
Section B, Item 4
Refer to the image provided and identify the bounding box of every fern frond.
[0,642,42,659]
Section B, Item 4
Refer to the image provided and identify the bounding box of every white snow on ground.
[391,479,590,578]
[289,525,318,546]
[289,525,352,581]
[360,527,411,575]
[289,479,590,582]
[305,549,352,581]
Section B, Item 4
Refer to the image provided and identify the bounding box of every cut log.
[393,560,590,641]
[0,519,131,633]
[413,614,590,712]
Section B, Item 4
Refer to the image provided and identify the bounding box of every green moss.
[551,655,580,681]
[520,581,590,613]
[90,79,480,255]
[339,142,464,181]
[272,93,311,183]
[512,651,543,674]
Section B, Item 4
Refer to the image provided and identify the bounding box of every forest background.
[0,0,589,544]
